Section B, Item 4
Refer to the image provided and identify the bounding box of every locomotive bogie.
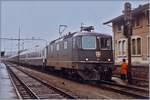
[71,62,112,80]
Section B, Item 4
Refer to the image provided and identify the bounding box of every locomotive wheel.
[77,68,99,80]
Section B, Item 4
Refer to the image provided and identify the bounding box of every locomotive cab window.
[101,38,111,50]
[82,36,96,49]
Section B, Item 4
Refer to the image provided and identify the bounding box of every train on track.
[8,26,114,81]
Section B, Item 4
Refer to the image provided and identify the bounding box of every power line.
[0,37,48,41]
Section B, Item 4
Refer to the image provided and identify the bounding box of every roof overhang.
[103,3,149,25]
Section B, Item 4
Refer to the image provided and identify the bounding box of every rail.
[6,63,77,99]
[7,65,40,99]
[97,80,149,99]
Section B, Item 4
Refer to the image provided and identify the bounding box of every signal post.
[123,2,133,84]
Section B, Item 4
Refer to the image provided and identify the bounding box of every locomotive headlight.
[85,58,88,61]
[108,59,111,61]
[96,51,101,58]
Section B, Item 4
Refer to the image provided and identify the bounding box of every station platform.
[0,62,18,99]
[112,77,127,85]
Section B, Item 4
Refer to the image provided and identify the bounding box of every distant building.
[103,3,149,66]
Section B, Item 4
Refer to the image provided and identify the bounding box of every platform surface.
[0,63,18,99]
[112,77,128,85]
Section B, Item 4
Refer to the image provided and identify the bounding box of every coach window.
[64,41,67,49]
[27,54,30,58]
[73,38,76,48]
[39,51,41,57]
[51,45,53,52]
[56,44,59,51]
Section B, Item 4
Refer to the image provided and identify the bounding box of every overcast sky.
[1,0,149,52]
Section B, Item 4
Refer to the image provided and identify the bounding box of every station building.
[104,3,149,66]
[103,3,149,82]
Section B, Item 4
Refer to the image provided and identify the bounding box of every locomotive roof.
[50,32,111,44]
[74,32,111,37]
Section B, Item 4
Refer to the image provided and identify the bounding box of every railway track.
[8,68,35,99]
[7,64,76,99]
[6,62,149,99]
[96,80,149,99]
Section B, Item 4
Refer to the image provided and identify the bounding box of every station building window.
[132,39,136,55]
[122,40,126,55]
[137,38,141,55]
[135,16,140,26]
[117,23,121,31]
[148,36,150,57]
[131,37,142,56]
[118,41,121,55]
[118,39,126,56]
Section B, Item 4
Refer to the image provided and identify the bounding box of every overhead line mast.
[18,25,21,65]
